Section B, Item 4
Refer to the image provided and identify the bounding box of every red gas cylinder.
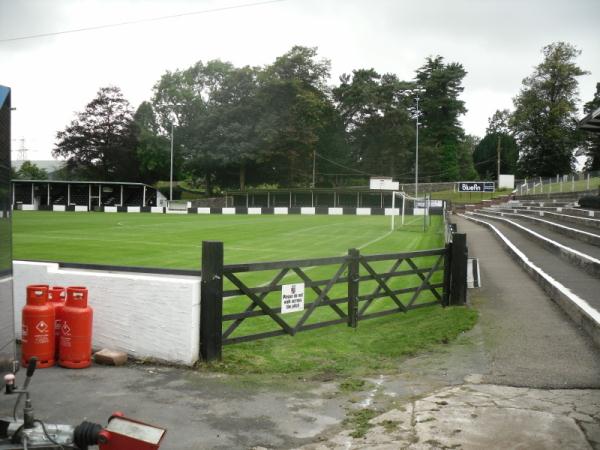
[49,286,66,359]
[22,285,55,368]
[59,287,93,369]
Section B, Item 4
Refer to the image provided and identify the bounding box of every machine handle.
[26,357,37,378]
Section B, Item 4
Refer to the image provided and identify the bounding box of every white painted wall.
[384,208,400,216]
[222,207,236,215]
[356,208,372,216]
[74,206,88,212]
[248,208,262,215]
[151,207,164,214]
[274,207,288,215]
[104,206,117,213]
[13,261,200,365]
[328,208,343,215]
[197,207,211,214]
[301,207,316,215]
[127,206,141,213]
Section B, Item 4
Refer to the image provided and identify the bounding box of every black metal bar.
[347,248,359,328]
[200,241,224,362]
[223,273,351,297]
[27,260,201,277]
[450,233,468,306]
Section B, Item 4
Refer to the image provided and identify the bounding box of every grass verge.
[205,305,477,378]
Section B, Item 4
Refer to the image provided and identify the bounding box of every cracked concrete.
[302,384,600,450]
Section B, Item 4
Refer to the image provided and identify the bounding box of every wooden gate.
[200,235,467,361]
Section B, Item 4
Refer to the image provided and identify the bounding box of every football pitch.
[13,211,445,268]
[12,211,477,376]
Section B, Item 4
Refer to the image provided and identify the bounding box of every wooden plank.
[292,267,347,319]
[224,272,295,335]
[359,258,407,312]
[224,255,347,273]
[200,241,223,362]
[222,268,289,339]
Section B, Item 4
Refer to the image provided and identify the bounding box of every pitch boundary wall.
[16,205,445,216]
[13,261,200,365]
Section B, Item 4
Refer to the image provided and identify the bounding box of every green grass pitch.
[12,211,477,376]
[13,211,444,268]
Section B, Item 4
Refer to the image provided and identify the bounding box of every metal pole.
[312,150,316,188]
[170,123,174,202]
[415,96,420,199]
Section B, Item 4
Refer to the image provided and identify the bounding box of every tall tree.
[415,56,468,182]
[334,69,414,181]
[134,101,170,184]
[16,161,48,180]
[473,109,519,179]
[510,42,588,176]
[54,86,140,181]
[256,46,336,187]
[581,82,600,171]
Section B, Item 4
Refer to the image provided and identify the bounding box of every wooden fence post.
[347,248,360,328]
[200,240,224,362]
[450,233,467,306]
[442,242,452,307]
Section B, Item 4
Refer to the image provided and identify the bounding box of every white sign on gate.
[281,283,305,314]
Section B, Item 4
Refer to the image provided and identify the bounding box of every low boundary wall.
[15,206,445,216]
[13,261,201,365]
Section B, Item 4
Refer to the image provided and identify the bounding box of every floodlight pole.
[415,96,420,199]
[170,123,174,202]
[312,149,316,188]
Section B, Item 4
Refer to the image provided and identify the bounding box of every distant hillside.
[12,160,65,178]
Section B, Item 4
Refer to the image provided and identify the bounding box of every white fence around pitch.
[12,261,200,365]
[517,171,600,196]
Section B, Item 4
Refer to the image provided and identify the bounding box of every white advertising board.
[281,283,305,314]
[370,177,399,191]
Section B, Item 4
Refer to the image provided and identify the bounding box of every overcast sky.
[1,0,598,161]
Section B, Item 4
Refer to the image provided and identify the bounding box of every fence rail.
[200,236,468,361]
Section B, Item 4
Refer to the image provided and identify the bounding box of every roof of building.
[579,106,600,134]
[12,179,155,189]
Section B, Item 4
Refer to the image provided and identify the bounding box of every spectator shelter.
[12,180,166,211]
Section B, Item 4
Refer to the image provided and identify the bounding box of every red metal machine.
[21,285,55,368]
[59,286,93,369]
[2,358,167,449]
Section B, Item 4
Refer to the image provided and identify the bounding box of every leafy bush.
[578,195,600,209]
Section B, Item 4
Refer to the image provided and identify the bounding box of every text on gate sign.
[281,283,305,314]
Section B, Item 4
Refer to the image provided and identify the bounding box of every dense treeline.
[53,43,598,192]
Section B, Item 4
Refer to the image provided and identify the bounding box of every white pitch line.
[459,213,600,325]
[357,230,393,250]
[469,212,600,265]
